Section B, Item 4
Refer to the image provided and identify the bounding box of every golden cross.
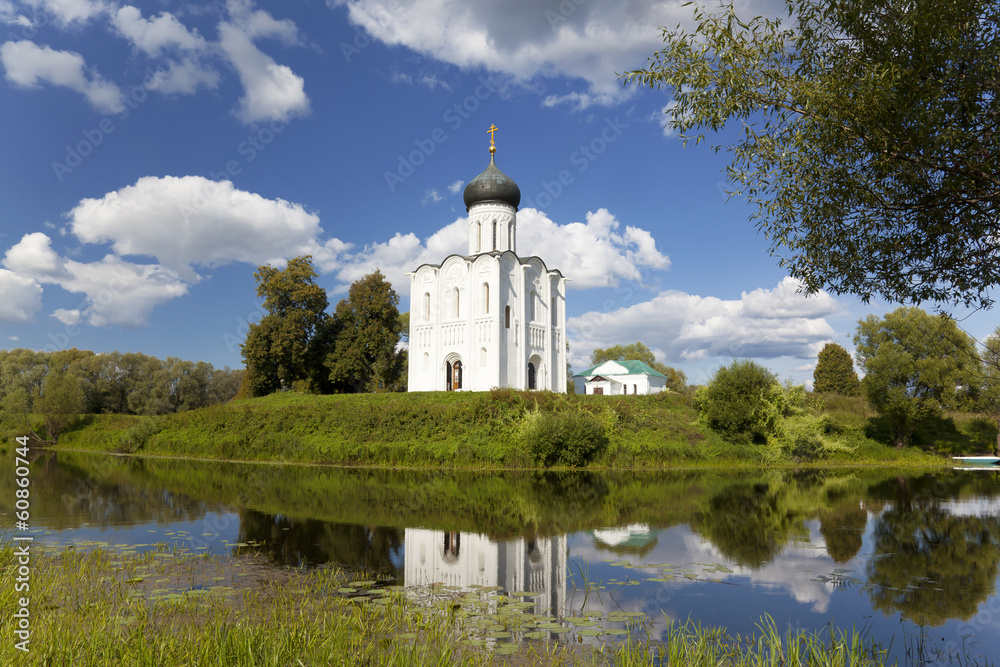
[487,124,498,149]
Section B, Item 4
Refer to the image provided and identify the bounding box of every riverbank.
[0,543,891,666]
[4,389,993,468]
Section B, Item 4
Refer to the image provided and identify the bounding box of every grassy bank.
[3,389,992,468]
[0,543,893,666]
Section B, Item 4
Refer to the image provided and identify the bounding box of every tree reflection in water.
[238,509,404,578]
[867,497,1000,627]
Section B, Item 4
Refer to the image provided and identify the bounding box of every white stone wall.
[407,199,566,393]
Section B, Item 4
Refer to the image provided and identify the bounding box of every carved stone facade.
[407,149,567,392]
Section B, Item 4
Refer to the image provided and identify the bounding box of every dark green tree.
[695,359,784,445]
[979,328,1000,456]
[623,0,1000,308]
[325,270,405,393]
[854,307,979,447]
[867,495,1000,626]
[813,343,861,396]
[241,255,334,396]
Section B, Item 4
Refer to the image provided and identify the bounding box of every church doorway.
[446,359,463,391]
[527,362,536,390]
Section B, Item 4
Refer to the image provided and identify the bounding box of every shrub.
[694,360,784,445]
[521,409,609,467]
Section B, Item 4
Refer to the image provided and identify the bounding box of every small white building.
[407,137,568,392]
[573,360,668,396]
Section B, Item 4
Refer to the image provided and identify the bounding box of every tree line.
[696,306,1000,455]
[239,256,406,396]
[0,348,244,443]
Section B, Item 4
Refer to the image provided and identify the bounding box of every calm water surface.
[3,450,1000,665]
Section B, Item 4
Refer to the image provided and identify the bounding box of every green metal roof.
[574,360,667,378]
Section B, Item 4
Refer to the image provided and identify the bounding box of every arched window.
[480,347,487,366]
[634,384,638,395]
[452,287,460,318]
[482,283,489,314]
[492,221,497,250]
[475,222,481,252]
[422,352,429,370]
[504,305,510,329]
[527,362,536,390]
[530,291,537,321]
[423,292,431,321]
[551,297,557,325]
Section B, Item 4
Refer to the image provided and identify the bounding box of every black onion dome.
[463,154,520,210]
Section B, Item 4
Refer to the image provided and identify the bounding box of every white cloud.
[218,0,309,123]
[0,40,123,113]
[111,7,220,95]
[422,189,443,205]
[0,268,42,323]
[3,233,189,328]
[0,2,31,27]
[23,0,106,27]
[52,308,81,326]
[67,176,322,280]
[311,207,669,297]
[519,208,669,289]
[448,180,464,194]
[568,277,842,368]
[112,6,207,57]
[145,57,220,95]
[331,0,696,106]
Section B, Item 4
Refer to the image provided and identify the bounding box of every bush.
[694,360,785,445]
[521,409,609,467]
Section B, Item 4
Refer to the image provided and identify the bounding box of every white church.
[407,129,568,392]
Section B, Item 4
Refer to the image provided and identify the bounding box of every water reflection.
[404,529,567,616]
[4,451,1000,664]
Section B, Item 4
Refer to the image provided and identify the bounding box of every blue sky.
[0,0,994,387]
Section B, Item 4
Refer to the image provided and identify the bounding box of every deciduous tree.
[854,307,979,447]
[978,327,1000,456]
[624,0,1000,308]
[325,270,405,393]
[241,255,334,396]
[813,343,861,396]
[694,359,784,445]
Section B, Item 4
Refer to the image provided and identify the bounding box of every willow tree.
[624,0,1000,308]
[854,307,979,447]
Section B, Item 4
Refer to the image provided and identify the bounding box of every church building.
[407,127,568,392]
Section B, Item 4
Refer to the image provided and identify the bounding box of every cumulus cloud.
[218,0,309,123]
[112,6,207,57]
[0,268,43,323]
[23,0,106,26]
[3,233,188,328]
[52,308,81,326]
[568,277,842,367]
[0,40,123,113]
[422,189,443,205]
[519,208,669,288]
[68,175,322,280]
[448,180,464,194]
[330,0,696,106]
[312,208,669,296]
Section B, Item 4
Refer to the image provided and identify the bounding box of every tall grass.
[0,544,901,666]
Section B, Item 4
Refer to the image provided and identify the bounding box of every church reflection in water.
[404,529,567,617]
